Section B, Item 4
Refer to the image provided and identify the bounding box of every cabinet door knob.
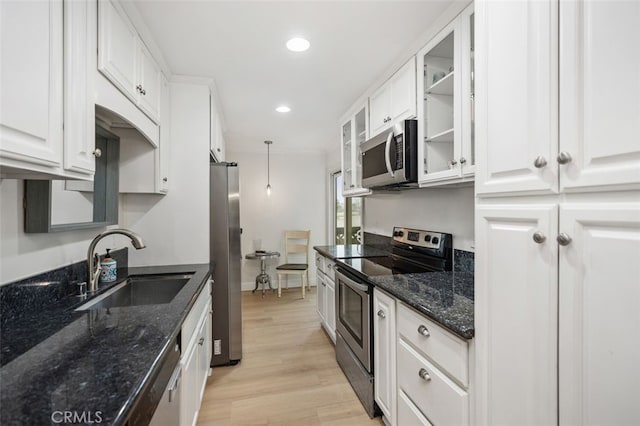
[557,233,572,246]
[92,148,102,158]
[198,337,205,346]
[533,156,548,168]
[141,88,146,95]
[377,310,386,319]
[217,148,221,152]
[449,159,458,167]
[532,231,546,244]
[460,157,467,164]
[418,325,430,337]
[163,177,168,182]
[557,151,572,165]
[136,84,142,93]
[418,368,431,381]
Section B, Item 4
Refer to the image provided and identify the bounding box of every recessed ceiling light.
[276,105,291,113]
[286,37,310,52]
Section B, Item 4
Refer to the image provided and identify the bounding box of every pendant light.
[264,140,273,195]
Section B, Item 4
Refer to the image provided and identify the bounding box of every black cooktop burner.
[338,227,453,281]
[341,255,439,278]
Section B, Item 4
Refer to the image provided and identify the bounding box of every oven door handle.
[336,269,370,294]
[384,130,395,177]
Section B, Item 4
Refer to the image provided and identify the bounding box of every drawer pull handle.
[418,368,431,381]
[377,310,386,319]
[418,325,430,337]
[198,337,205,346]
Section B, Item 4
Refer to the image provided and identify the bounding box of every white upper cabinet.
[418,5,475,186]
[475,0,559,196]
[477,0,640,197]
[63,0,96,176]
[137,42,162,121]
[98,0,161,124]
[559,1,640,193]
[0,0,64,174]
[1,0,98,179]
[210,89,226,162]
[98,0,138,100]
[340,103,370,196]
[369,57,416,137]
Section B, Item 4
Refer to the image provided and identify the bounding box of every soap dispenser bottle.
[100,249,117,283]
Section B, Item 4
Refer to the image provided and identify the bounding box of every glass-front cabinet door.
[341,119,353,193]
[340,103,371,196]
[417,3,475,186]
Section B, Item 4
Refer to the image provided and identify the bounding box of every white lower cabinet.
[476,200,640,425]
[374,292,472,426]
[315,253,336,343]
[317,273,326,324]
[398,340,468,426]
[373,289,396,424]
[558,204,640,425]
[180,282,212,426]
[396,303,470,426]
[398,390,432,426]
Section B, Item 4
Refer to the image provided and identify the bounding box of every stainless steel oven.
[336,268,372,372]
[334,267,379,418]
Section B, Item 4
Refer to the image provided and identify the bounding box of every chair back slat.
[284,230,310,263]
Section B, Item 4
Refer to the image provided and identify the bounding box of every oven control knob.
[398,231,404,237]
[431,237,439,244]
[424,235,432,242]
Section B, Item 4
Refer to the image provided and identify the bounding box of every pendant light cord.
[267,142,270,186]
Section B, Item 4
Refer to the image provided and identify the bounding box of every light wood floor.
[197,289,384,425]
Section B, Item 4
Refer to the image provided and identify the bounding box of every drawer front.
[397,303,468,386]
[181,281,211,349]
[398,339,469,426]
[398,390,433,426]
[315,252,325,275]
[325,258,335,281]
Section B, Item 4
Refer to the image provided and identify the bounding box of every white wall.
[364,186,475,251]
[121,81,210,267]
[226,149,326,291]
[0,179,124,284]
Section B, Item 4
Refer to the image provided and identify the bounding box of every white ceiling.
[132,0,453,153]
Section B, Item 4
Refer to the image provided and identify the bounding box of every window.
[332,172,363,245]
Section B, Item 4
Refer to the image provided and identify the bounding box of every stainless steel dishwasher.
[126,336,181,425]
[149,360,181,426]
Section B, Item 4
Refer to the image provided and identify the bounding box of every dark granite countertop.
[0,263,211,425]
[313,244,390,259]
[369,271,474,339]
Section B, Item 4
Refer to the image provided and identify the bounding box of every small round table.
[245,251,280,297]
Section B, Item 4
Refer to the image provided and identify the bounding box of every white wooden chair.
[276,230,311,298]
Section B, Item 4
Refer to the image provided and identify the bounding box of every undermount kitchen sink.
[76,273,193,311]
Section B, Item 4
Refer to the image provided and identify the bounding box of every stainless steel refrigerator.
[210,161,242,366]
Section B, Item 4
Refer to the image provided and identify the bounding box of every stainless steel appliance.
[128,337,181,425]
[334,226,453,418]
[335,267,377,418]
[149,353,181,426]
[210,162,242,366]
[361,119,418,188]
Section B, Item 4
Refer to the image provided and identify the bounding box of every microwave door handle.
[384,130,395,177]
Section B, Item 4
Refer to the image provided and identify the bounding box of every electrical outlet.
[214,339,222,355]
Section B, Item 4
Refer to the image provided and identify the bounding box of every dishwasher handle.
[167,365,181,403]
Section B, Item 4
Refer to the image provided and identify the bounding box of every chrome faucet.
[87,229,146,293]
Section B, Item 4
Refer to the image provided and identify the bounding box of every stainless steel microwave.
[361,119,418,188]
